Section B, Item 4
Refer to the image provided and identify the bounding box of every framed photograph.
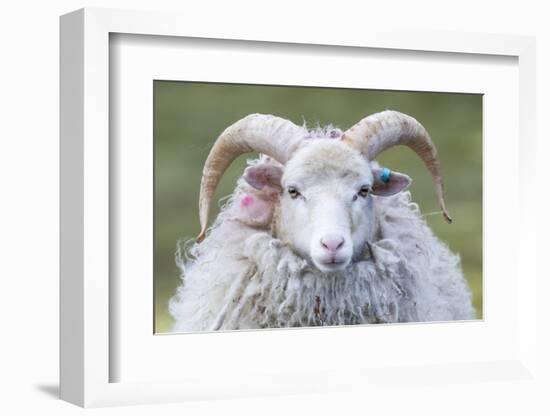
[156,81,482,334]
[60,8,537,407]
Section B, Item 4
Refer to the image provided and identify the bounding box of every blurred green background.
[154,81,483,333]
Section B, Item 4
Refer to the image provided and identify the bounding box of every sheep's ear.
[371,168,411,196]
[234,193,275,227]
[233,161,282,227]
[243,163,283,191]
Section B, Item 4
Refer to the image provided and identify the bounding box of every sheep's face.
[243,140,412,273]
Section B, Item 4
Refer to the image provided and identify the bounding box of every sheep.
[169,110,475,332]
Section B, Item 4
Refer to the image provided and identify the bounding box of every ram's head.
[197,111,451,272]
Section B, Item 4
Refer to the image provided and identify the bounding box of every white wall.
[1,0,548,414]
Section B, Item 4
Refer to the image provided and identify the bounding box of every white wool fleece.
[169,187,475,332]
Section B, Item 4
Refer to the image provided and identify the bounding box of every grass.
[154,81,483,333]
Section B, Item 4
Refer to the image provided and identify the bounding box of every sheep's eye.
[288,186,301,199]
[358,186,370,198]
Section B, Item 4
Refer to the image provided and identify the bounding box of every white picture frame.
[60,7,538,408]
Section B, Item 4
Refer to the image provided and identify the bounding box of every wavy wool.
[169,181,475,332]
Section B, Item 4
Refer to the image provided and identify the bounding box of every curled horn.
[197,114,304,242]
[341,110,452,223]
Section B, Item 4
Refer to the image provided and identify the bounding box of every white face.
[277,141,376,272]
[242,140,411,273]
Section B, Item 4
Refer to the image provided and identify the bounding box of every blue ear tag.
[380,167,391,184]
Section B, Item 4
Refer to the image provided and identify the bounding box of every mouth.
[322,258,345,265]
[315,257,349,272]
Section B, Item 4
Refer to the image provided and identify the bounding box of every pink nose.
[320,234,345,253]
